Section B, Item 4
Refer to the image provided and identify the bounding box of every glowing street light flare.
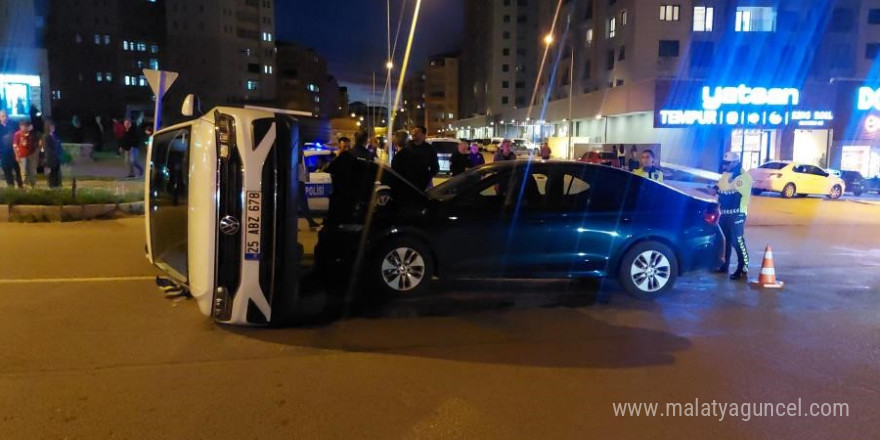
[544,33,554,45]
[386,61,394,70]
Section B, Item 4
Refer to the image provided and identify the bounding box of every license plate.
[244,191,262,261]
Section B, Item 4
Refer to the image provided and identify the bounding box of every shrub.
[0,187,143,206]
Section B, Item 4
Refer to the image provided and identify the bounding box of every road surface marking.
[0,276,156,285]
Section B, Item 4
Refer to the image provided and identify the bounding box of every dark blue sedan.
[316,160,721,300]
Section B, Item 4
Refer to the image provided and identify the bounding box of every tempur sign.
[658,84,833,128]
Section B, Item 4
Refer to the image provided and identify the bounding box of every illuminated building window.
[735,7,776,32]
[693,6,714,32]
[660,5,680,21]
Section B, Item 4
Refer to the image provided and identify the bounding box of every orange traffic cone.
[750,245,785,289]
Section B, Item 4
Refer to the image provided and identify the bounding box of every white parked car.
[749,161,845,199]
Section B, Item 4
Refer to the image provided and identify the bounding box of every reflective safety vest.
[717,171,753,215]
[634,167,664,183]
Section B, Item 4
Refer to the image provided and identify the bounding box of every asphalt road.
[1,198,879,439]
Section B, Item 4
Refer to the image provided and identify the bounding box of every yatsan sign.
[702,85,800,110]
[857,87,880,111]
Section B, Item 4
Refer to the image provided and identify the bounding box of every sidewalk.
[65,155,145,195]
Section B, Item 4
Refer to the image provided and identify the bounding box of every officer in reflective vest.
[633,149,664,182]
[714,151,752,280]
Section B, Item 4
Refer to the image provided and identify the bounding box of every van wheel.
[828,185,842,199]
[371,237,434,298]
[617,241,679,300]
[781,183,796,198]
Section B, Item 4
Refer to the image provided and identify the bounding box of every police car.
[302,142,334,211]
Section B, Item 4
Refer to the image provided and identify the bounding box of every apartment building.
[455,0,880,174]
[276,42,339,119]
[164,0,276,109]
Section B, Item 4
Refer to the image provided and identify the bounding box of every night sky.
[276,0,463,103]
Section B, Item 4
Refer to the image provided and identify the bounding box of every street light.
[386,61,393,70]
[544,33,554,45]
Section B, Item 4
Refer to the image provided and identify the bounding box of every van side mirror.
[181,94,196,117]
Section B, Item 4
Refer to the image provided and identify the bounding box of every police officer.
[715,151,753,280]
[633,149,664,182]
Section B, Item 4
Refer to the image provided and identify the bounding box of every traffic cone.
[749,245,785,289]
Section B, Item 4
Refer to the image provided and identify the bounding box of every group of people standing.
[0,110,64,189]
[317,125,440,226]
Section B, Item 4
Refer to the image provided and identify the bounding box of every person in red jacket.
[13,119,39,188]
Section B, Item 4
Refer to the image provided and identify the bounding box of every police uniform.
[634,166,664,183]
[716,152,752,279]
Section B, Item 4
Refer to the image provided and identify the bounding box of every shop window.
[658,40,680,57]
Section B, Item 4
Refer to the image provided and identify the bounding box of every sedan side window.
[793,165,807,174]
[809,166,828,177]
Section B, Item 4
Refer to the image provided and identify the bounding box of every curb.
[1,201,145,223]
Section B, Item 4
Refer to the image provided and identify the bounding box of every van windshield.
[148,126,191,281]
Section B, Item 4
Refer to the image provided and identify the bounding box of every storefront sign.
[656,83,834,128]
[857,87,880,111]
[865,115,880,133]
[702,85,800,110]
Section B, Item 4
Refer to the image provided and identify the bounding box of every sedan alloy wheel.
[380,247,427,292]
[629,250,672,293]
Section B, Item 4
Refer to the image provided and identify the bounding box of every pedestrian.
[350,129,374,161]
[41,119,63,188]
[539,141,552,160]
[298,148,320,229]
[493,139,517,162]
[93,115,105,152]
[468,142,485,168]
[627,145,640,171]
[714,151,753,280]
[325,136,358,225]
[392,125,439,190]
[617,145,626,168]
[450,140,471,176]
[0,110,22,188]
[13,119,39,188]
[118,119,144,178]
[392,130,408,155]
[112,118,125,155]
[70,115,84,144]
[633,149,664,182]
